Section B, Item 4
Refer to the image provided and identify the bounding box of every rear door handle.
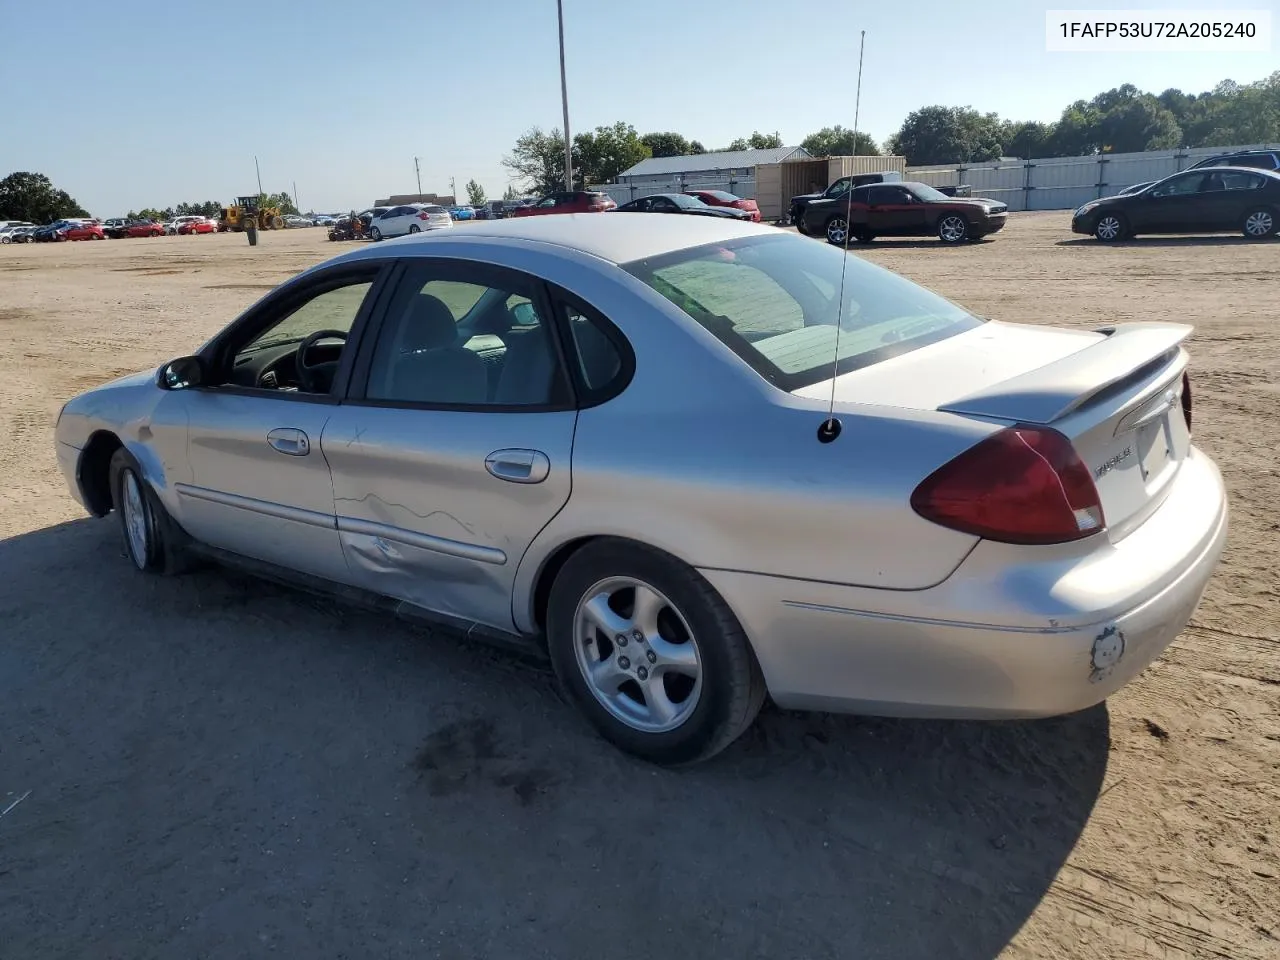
[267,427,310,456]
[485,448,550,484]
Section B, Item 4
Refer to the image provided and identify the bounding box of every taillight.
[910,426,1105,545]
[1181,371,1192,433]
[418,212,430,220]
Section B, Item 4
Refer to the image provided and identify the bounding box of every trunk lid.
[794,320,1193,541]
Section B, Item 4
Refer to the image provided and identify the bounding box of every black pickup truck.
[789,171,970,225]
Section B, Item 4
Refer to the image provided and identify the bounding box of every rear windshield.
[623,234,983,391]
[423,205,447,214]
[702,190,739,202]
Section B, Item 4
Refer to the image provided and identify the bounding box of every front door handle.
[267,427,310,456]
[485,448,550,484]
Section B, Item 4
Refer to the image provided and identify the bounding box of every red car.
[58,222,105,241]
[684,189,761,222]
[177,218,217,235]
[511,190,617,216]
[124,220,164,238]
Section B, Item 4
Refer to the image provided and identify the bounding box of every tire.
[1094,213,1126,242]
[824,216,850,245]
[546,539,767,766]
[370,226,382,241]
[269,215,284,230]
[852,229,875,244]
[1242,207,1276,239]
[109,449,188,575]
[937,213,969,243]
[408,224,421,233]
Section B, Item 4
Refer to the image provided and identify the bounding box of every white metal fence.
[905,142,1280,212]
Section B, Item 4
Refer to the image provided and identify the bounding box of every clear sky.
[1,0,1275,215]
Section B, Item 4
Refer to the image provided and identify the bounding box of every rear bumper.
[700,448,1227,718]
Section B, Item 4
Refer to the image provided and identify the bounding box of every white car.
[368,203,453,240]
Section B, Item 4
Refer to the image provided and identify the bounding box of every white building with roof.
[596,145,813,204]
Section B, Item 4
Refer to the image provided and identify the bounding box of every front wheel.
[1094,213,1126,242]
[547,539,766,766]
[1242,207,1276,239]
[937,214,969,243]
[109,449,187,575]
[370,226,382,241]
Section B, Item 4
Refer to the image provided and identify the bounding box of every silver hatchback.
[54,215,1227,765]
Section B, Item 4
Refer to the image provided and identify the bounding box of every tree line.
[503,72,1280,194]
[0,173,302,225]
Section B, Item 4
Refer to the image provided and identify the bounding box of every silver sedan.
[53,215,1228,765]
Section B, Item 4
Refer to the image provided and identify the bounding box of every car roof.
[334,213,770,264]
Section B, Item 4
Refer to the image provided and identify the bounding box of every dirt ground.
[0,216,1276,960]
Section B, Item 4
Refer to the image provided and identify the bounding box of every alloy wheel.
[825,218,849,244]
[572,576,703,733]
[939,215,967,242]
[1095,216,1123,241]
[120,470,151,571]
[1244,210,1274,237]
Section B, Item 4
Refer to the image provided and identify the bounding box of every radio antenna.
[819,28,866,445]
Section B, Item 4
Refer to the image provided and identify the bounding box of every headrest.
[399,294,459,352]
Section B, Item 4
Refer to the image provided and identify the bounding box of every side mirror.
[157,355,205,390]
[511,301,538,326]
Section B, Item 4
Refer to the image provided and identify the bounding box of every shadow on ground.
[1055,234,1269,248]
[0,519,1110,960]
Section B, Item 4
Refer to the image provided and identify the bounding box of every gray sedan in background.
[53,215,1227,764]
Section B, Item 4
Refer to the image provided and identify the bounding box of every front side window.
[229,278,376,394]
[824,178,851,198]
[1152,174,1204,197]
[623,234,982,391]
[364,264,566,407]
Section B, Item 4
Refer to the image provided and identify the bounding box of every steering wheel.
[296,329,348,393]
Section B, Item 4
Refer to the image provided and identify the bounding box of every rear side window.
[623,234,982,391]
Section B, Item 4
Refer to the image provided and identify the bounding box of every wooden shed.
[755,155,908,222]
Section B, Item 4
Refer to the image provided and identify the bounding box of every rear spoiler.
[938,322,1192,424]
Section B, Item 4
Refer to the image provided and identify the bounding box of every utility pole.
[556,0,573,190]
[450,177,456,204]
[414,157,423,197]
[254,156,263,195]
[293,180,300,213]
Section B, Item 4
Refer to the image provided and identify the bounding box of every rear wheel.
[938,214,969,243]
[1094,213,1126,242]
[408,224,421,233]
[547,539,766,766]
[1242,207,1276,239]
[370,226,382,241]
[825,216,850,245]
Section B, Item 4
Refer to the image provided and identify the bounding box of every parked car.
[1072,167,1280,241]
[0,221,35,242]
[57,221,106,241]
[616,193,752,220]
[101,218,130,238]
[356,207,390,234]
[283,215,316,229]
[119,219,165,238]
[368,203,453,240]
[510,191,616,216]
[178,218,218,235]
[313,215,337,227]
[790,170,903,226]
[166,215,206,236]
[1188,149,1280,172]
[800,181,1008,244]
[449,206,476,220]
[683,190,761,222]
[53,215,1226,766]
[3,225,38,243]
[31,223,65,242]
